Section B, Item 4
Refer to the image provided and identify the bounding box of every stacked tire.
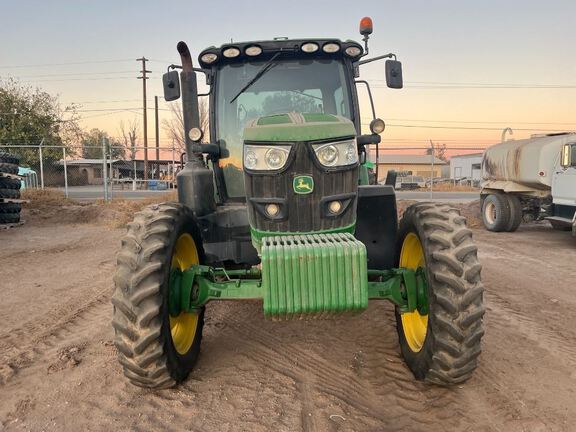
[0,152,22,225]
[481,193,522,232]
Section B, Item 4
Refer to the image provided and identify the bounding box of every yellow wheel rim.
[399,232,429,352]
[169,233,200,355]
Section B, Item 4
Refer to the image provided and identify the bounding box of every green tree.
[82,128,125,159]
[0,78,82,165]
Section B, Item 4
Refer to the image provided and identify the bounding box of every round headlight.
[188,127,203,142]
[323,43,340,53]
[265,204,280,217]
[318,145,339,166]
[301,42,319,53]
[344,46,362,57]
[245,46,262,56]
[244,150,258,169]
[200,53,218,64]
[265,148,287,169]
[345,142,358,163]
[223,47,240,58]
[328,200,342,214]
[370,118,386,134]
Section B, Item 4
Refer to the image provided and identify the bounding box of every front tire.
[112,202,205,388]
[395,203,485,385]
[481,193,510,232]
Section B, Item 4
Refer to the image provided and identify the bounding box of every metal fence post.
[62,146,69,198]
[102,137,109,201]
[109,145,113,200]
[429,140,434,199]
[171,145,176,189]
[39,139,45,189]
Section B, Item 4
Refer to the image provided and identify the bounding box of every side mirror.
[561,143,574,168]
[163,70,181,101]
[385,60,403,89]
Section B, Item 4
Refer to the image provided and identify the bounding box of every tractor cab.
[204,40,363,199]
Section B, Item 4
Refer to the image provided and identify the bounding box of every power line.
[0,59,135,69]
[372,84,576,90]
[387,123,571,132]
[370,117,576,126]
[368,79,576,89]
[1,71,139,79]
[19,77,136,83]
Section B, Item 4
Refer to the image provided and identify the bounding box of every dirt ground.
[1,198,576,432]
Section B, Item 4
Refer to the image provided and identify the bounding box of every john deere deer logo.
[293,175,314,194]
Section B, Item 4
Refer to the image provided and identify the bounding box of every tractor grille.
[244,142,358,233]
[261,233,368,320]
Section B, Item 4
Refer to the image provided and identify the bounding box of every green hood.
[243,112,356,142]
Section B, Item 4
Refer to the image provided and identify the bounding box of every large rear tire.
[112,202,205,388]
[0,153,19,175]
[481,193,510,232]
[0,152,20,166]
[504,194,522,232]
[0,213,20,224]
[395,203,485,385]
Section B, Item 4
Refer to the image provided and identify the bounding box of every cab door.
[552,143,576,206]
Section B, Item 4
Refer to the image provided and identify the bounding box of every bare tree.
[119,118,139,160]
[162,97,210,152]
[425,142,448,162]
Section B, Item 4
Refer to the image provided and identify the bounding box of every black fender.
[355,185,398,270]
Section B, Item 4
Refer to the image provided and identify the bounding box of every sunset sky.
[1,0,575,157]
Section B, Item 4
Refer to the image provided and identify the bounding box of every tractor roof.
[198,38,363,69]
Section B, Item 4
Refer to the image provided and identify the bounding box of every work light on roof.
[245,45,262,56]
[301,42,319,53]
[322,43,340,53]
[344,46,362,57]
[223,47,241,58]
[201,52,218,64]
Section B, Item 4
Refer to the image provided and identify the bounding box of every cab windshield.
[215,58,353,198]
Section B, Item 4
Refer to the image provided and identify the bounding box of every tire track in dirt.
[485,291,576,365]
[215,302,469,431]
[0,283,112,386]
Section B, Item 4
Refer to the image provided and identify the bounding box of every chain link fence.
[0,143,182,201]
[0,143,486,201]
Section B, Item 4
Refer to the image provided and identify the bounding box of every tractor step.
[261,233,368,320]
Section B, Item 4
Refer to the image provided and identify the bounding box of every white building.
[450,153,483,181]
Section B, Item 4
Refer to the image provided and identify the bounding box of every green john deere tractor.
[112,17,485,388]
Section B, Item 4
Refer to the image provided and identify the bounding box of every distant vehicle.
[424,177,451,187]
[481,132,576,235]
[395,175,426,190]
[18,166,38,189]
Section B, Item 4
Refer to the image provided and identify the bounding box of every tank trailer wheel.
[481,194,510,232]
[112,202,205,388]
[504,194,522,232]
[395,203,485,385]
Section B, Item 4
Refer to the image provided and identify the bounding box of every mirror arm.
[169,64,213,85]
[355,80,377,119]
[357,134,381,146]
[356,52,397,66]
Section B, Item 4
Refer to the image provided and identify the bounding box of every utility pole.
[155,95,160,176]
[137,57,150,182]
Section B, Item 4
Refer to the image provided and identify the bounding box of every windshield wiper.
[230,52,281,104]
